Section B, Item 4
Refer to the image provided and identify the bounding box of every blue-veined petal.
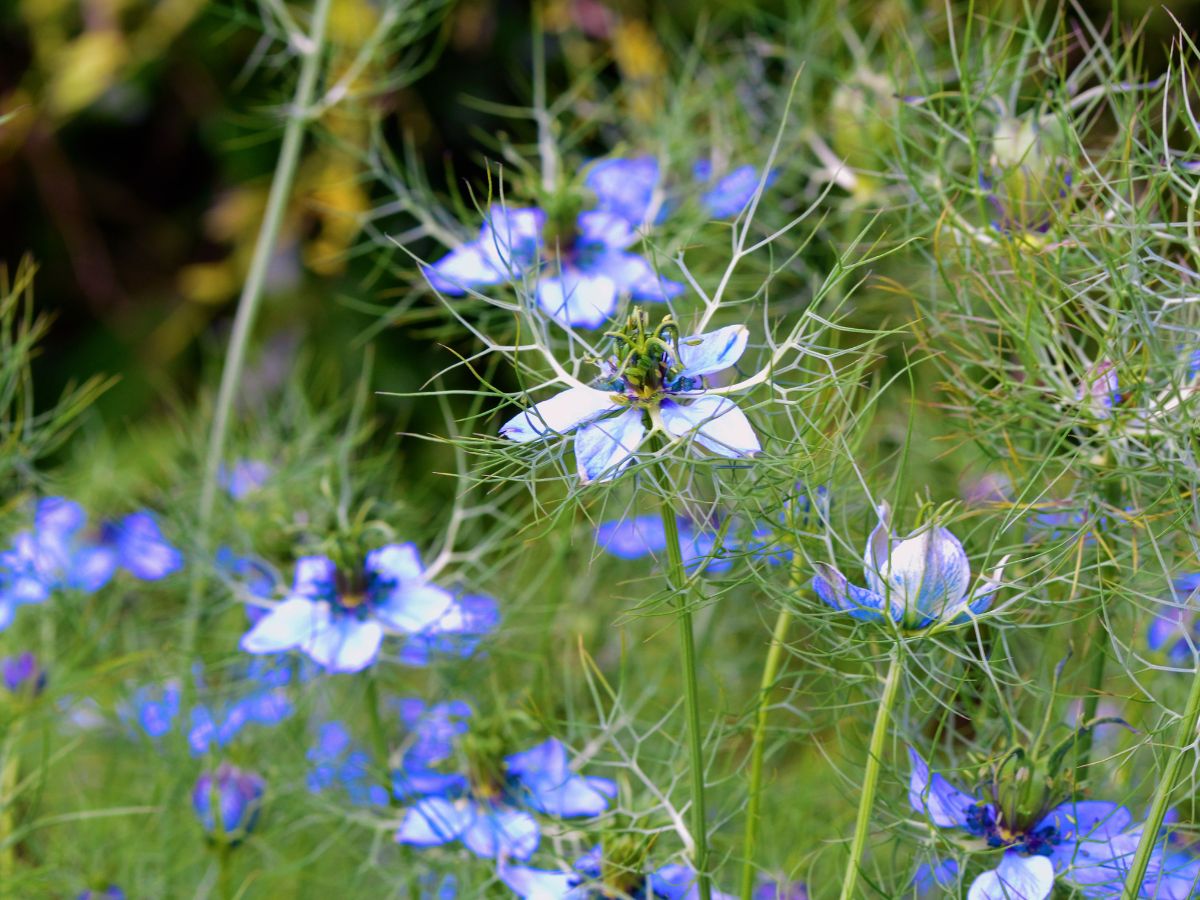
[479,207,546,275]
[676,325,750,378]
[907,746,984,830]
[497,859,576,900]
[374,583,455,634]
[575,407,645,483]
[585,156,660,225]
[506,738,616,817]
[239,597,328,655]
[873,524,970,623]
[501,387,620,444]
[1038,801,1132,845]
[307,617,384,673]
[291,556,338,601]
[537,269,619,329]
[661,396,760,457]
[811,565,890,621]
[461,805,540,860]
[967,853,1054,900]
[395,796,470,847]
[424,243,506,295]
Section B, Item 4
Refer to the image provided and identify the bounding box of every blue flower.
[908,747,1154,899]
[397,593,499,666]
[913,859,959,896]
[307,721,391,807]
[192,763,265,841]
[1,652,45,695]
[100,511,184,581]
[595,515,731,575]
[124,681,181,739]
[1148,573,1200,663]
[586,156,661,225]
[812,503,1005,630]
[218,459,273,499]
[239,544,464,673]
[692,160,777,219]
[498,847,737,899]
[77,887,124,900]
[0,498,117,630]
[394,712,616,860]
[501,319,760,482]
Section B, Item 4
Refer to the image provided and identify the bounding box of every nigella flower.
[124,681,180,739]
[307,721,390,807]
[192,763,265,841]
[77,887,124,900]
[396,593,499,666]
[501,312,760,482]
[2,652,45,696]
[395,713,616,861]
[692,160,776,219]
[424,197,682,329]
[499,846,736,899]
[596,515,731,575]
[100,511,184,581]
[908,748,1152,899]
[218,459,272,499]
[585,156,661,226]
[238,544,464,673]
[812,504,1005,630]
[1148,573,1200,663]
[0,498,117,630]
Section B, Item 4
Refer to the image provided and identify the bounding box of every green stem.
[0,722,21,891]
[839,647,902,900]
[1120,664,1200,896]
[180,0,332,666]
[657,502,712,900]
[217,841,233,900]
[739,606,793,900]
[364,675,395,805]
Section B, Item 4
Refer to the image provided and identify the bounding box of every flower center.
[601,308,690,406]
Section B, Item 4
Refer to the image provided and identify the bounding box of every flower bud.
[2,653,46,697]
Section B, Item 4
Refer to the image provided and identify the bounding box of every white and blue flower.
[812,503,1005,630]
[498,846,738,899]
[501,317,760,482]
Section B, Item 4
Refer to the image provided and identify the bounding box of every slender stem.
[216,841,234,900]
[365,674,395,805]
[1121,663,1200,896]
[0,722,21,890]
[657,502,712,900]
[739,606,794,900]
[839,647,903,900]
[180,0,332,665]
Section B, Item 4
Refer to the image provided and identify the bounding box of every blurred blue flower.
[499,847,736,899]
[395,710,615,860]
[218,459,272,499]
[124,681,181,739]
[586,156,661,225]
[77,887,124,900]
[595,515,731,575]
[913,859,959,896]
[1,652,45,696]
[397,593,499,666]
[1148,573,1200,663]
[752,879,808,900]
[424,198,682,328]
[192,763,265,841]
[239,544,469,674]
[215,547,282,626]
[0,498,117,630]
[502,321,760,482]
[307,721,390,807]
[908,747,1156,898]
[812,503,1005,630]
[100,511,184,581]
[692,160,777,219]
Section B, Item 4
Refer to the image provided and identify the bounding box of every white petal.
[239,598,327,654]
[536,271,618,329]
[307,618,384,673]
[968,855,1054,900]
[575,408,646,483]
[500,387,619,444]
[676,325,749,378]
[423,244,505,295]
[576,211,635,250]
[661,396,760,457]
[374,584,455,633]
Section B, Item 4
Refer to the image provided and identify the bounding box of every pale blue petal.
[576,210,636,250]
[501,387,620,443]
[424,243,506,295]
[907,746,983,829]
[395,796,470,847]
[586,156,659,224]
[35,497,86,540]
[110,513,184,580]
[537,270,618,329]
[291,556,338,601]
[676,325,749,378]
[661,396,760,457]
[374,584,455,634]
[595,515,672,558]
[239,597,327,655]
[478,207,546,275]
[575,407,646,483]
[462,805,540,860]
[497,859,576,900]
[506,738,616,817]
[67,546,118,592]
[364,543,424,584]
[700,165,777,218]
[811,565,890,621]
[307,617,383,673]
[967,854,1054,900]
[590,250,683,302]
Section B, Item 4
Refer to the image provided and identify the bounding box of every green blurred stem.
[216,841,233,900]
[657,501,712,900]
[1121,663,1200,895]
[0,722,20,888]
[839,647,902,900]
[365,674,394,805]
[739,606,793,900]
[180,0,332,664]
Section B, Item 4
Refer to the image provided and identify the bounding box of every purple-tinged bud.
[2,653,45,696]
[192,764,265,841]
